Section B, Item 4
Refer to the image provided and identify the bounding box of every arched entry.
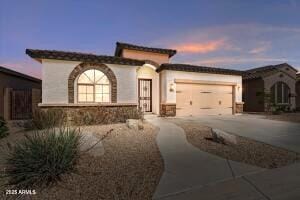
[137,64,159,114]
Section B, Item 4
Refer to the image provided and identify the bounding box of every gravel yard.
[0,122,163,200]
[168,118,300,169]
[265,112,300,123]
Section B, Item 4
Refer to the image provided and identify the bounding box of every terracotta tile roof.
[0,66,41,83]
[156,63,243,75]
[243,63,298,80]
[115,42,177,58]
[26,49,145,66]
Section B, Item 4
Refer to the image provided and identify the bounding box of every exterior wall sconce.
[169,83,175,92]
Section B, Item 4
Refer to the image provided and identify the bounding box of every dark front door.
[138,79,152,112]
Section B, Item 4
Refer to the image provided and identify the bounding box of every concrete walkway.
[146,116,263,200]
[160,162,300,200]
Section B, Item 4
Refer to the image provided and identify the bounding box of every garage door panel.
[176,83,233,116]
[213,93,232,108]
[176,84,192,116]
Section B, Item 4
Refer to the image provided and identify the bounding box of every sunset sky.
[1,0,300,78]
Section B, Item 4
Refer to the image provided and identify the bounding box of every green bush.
[0,116,9,139]
[5,128,81,188]
[27,109,66,130]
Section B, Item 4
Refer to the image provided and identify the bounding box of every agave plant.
[4,127,82,189]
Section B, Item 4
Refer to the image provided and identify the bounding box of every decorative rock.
[138,121,144,130]
[126,119,144,130]
[212,128,237,145]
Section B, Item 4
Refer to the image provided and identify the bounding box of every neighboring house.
[26,42,243,121]
[243,63,298,112]
[0,66,42,120]
[297,73,300,110]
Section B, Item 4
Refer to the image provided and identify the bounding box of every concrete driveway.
[179,114,300,153]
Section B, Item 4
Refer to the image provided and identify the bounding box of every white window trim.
[273,82,290,104]
[77,69,111,103]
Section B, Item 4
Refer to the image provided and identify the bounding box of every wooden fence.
[10,90,33,120]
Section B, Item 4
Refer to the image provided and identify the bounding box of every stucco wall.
[42,59,138,104]
[122,49,170,65]
[160,70,243,104]
[278,65,297,79]
[263,72,296,109]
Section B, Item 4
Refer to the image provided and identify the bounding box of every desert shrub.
[27,109,66,130]
[137,107,144,121]
[5,128,81,189]
[0,116,9,139]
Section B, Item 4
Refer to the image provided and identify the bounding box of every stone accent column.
[235,102,244,113]
[3,88,12,120]
[160,103,176,117]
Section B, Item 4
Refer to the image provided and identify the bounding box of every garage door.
[176,83,233,116]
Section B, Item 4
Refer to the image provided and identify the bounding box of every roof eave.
[26,49,145,66]
[115,42,177,58]
[156,64,243,76]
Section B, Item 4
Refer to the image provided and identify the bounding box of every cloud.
[249,46,267,54]
[249,42,271,54]
[171,39,226,54]
[154,23,300,53]
[191,56,289,66]
[153,23,300,69]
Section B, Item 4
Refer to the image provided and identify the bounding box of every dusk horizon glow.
[1,0,300,79]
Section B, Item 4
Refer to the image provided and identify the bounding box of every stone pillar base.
[160,103,176,117]
[235,102,244,113]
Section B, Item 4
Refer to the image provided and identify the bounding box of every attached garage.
[176,80,234,116]
[158,64,243,117]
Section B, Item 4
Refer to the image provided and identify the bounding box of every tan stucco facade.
[121,49,170,65]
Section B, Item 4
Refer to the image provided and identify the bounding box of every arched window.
[77,69,110,103]
[270,82,290,104]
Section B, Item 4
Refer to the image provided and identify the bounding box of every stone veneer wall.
[40,105,140,125]
[160,104,176,117]
[235,102,244,113]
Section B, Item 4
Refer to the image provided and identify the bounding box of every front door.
[138,79,152,112]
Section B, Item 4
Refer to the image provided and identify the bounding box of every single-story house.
[26,42,243,122]
[242,63,298,112]
[0,66,41,120]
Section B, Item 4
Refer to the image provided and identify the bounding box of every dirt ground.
[168,118,300,169]
[0,122,163,200]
